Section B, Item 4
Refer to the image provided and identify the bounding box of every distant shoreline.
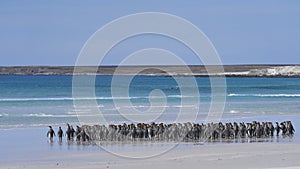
[0,65,300,77]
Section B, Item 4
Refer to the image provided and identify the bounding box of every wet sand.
[1,114,299,169]
[3,142,300,169]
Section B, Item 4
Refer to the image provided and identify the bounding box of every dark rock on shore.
[0,65,299,77]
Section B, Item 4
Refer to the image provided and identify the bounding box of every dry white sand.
[3,142,300,169]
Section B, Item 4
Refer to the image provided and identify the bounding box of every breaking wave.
[228,93,300,97]
[22,113,104,118]
[0,95,199,102]
[0,97,137,102]
[0,113,8,118]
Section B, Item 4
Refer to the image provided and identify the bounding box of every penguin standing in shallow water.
[47,126,56,142]
[57,127,63,142]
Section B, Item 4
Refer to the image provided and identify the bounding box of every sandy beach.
[1,114,299,169]
[3,142,300,169]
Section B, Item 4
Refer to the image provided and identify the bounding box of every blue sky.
[0,1,299,66]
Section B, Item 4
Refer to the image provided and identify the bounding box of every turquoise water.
[0,75,300,163]
[0,76,299,128]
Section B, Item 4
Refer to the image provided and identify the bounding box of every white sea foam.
[21,113,95,118]
[0,95,198,102]
[0,97,76,101]
[0,113,8,117]
[0,123,75,130]
[229,110,239,114]
[0,97,137,101]
[168,95,196,98]
[23,113,53,117]
[171,105,198,108]
[228,93,300,97]
[120,105,198,109]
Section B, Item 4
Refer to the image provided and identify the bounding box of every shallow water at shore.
[1,113,299,164]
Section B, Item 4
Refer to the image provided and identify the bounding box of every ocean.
[0,75,299,162]
[0,75,300,128]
